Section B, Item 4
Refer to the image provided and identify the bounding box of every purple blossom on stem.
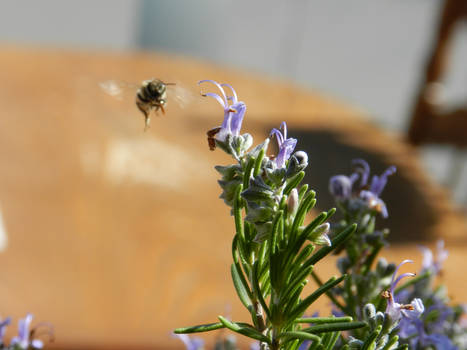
[329,159,396,218]
[269,122,297,169]
[0,316,11,344]
[384,260,420,321]
[380,260,455,349]
[400,314,458,349]
[199,80,246,142]
[10,314,43,349]
[419,239,448,275]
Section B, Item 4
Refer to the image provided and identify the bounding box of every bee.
[100,78,193,131]
[135,79,174,130]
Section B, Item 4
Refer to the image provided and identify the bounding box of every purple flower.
[250,341,260,350]
[328,175,352,200]
[10,314,43,349]
[380,261,455,349]
[329,159,396,218]
[400,316,457,350]
[269,122,297,168]
[0,316,11,344]
[419,239,448,275]
[424,300,454,334]
[173,333,204,350]
[199,80,246,142]
[384,260,420,321]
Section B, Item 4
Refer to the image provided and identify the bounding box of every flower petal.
[198,80,228,106]
[201,92,226,109]
[220,83,238,104]
[351,159,370,186]
[229,102,246,136]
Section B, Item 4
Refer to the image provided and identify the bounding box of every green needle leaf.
[295,317,353,324]
[277,331,321,342]
[361,325,381,350]
[174,322,225,334]
[288,275,346,323]
[301,321,367,334]
[284,171,305,195]
[243,158,255,189]
[253,148,266,177]
[218,316,271,344]
[231,263,254,311]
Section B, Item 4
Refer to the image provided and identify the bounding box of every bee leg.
[136,101,152,131]
[159,105,165,115]
[144,116,151,131]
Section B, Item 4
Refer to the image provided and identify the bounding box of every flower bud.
[309,223,331,246]
[329,175,352,199]
[363,303,376,319]
[286,151,309,178]
[287,188,299,216]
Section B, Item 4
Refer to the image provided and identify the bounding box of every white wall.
[0,0,141,50]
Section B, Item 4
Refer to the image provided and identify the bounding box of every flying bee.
[135,79,174,130]
[100,78,194,131]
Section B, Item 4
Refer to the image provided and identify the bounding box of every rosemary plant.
[175,80,365,350]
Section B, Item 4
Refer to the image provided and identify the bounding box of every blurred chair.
[408,0,467,147]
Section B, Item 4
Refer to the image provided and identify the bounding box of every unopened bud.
[310,223,331,246]
[287,188,299,216]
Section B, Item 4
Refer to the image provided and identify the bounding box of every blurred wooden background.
[0,47,465,350]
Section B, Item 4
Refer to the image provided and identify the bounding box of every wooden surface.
[0,46,465,350]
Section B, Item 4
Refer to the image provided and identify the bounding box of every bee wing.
[99,80,140,101]
[166,82,197,109]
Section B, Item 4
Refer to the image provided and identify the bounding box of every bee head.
[148,80,166,95]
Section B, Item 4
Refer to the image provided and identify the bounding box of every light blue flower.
[329,159,396,218]
[10,314,43,349]
[199,80,246,142]
[0,316,11,344]
[419,239,448,275]
[400,316,458,350]
[384,260,419,321]
[173,333,204,350]
[269,122,297,169]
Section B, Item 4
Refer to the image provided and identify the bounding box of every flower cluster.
[329,159,396,219]
[393,241,465,349]
[0,314,45,350]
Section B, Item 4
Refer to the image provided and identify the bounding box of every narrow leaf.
[288,275,346,322]
[233,184,245,241]
[243,158,255,189]
[231,263,253,310]
[361,325,381,350]
[252,261,271,319]
[295,317,353,324]
[218,316,271,344]
[253,147,266,177]
[382,335,399,350]
[278,331,321,343]
[302,321,366,334]
[284,171,305,195]
[174,322,225,334]
[291,191,316,236]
